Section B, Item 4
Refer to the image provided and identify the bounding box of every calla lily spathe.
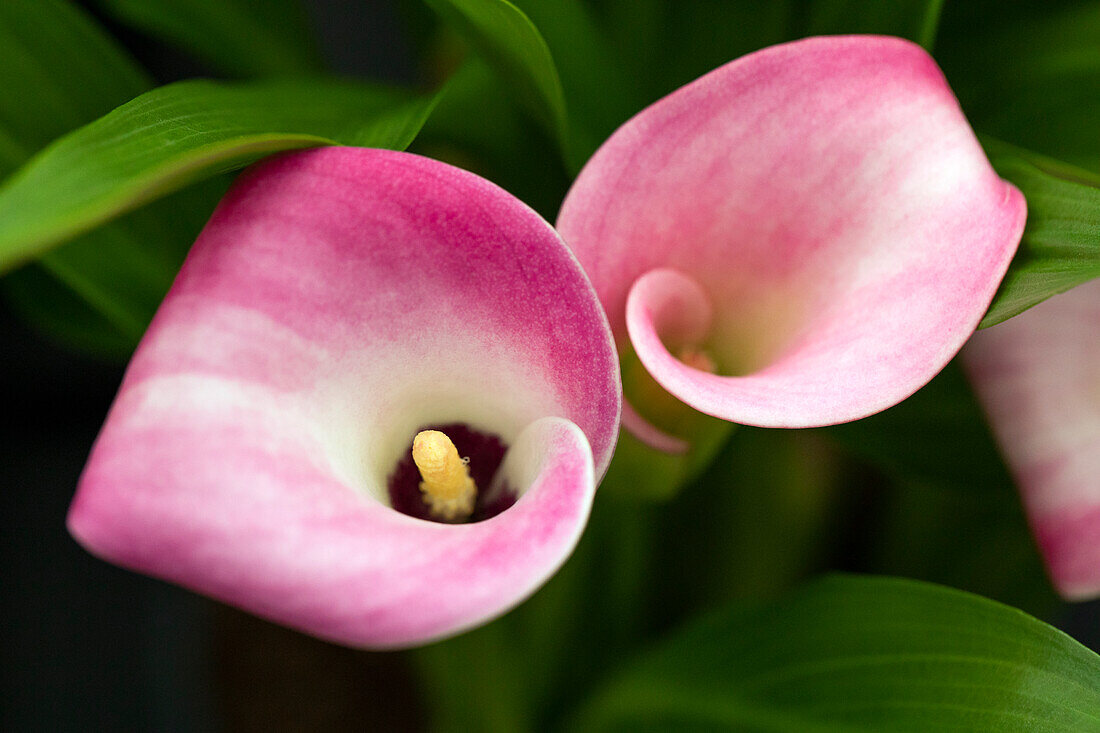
[558,36,1027,449]
[966,280,1100,600]
[67,148,621,648]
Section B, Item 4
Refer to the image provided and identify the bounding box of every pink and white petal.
[73,407,594,647]
[126,147,619,476]
[68,147,620,647]
[558,35,1026,430]
[965,280,1100,600]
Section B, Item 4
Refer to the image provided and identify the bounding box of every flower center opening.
[387,422,516,523]
[623,342,720,441]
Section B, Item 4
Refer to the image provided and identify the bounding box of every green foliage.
[0,0,150,159]
[415,58,570,219]
[424,0,569,161]
[570,575,1100,732]
[0,79,439,273]
[981,141,1100,327]
[869,478,1056,618]
[592,0,792,108]
[650,428,841,620]
[5,0,1100,726]
[415,491,661,733]
[818,362,1011,490]
[802,0,946,49]
[938,1,1100,174]
[92,0,323,77]
[0,0,171,354]
[508,0,640,169]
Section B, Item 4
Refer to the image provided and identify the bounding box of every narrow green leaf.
[0,0,150,156]
[980,141,1100,328]
[803,0,946,49]
[3,264,136,360]
[653,429,840,621]
[424,0,568,154]
[92,0,323,77]
[416,59,571,219]
[508,0,640,169]
[0,79,440,273]
[572,575,1100,732]
[0,0,167,355]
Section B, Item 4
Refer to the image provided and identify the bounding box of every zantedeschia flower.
[67,148,621,648]
[557,35,1027,450]
[966,280,1100,600]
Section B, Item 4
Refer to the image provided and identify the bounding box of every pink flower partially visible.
[558,36,1027,451]
[67,148,621,648]
[966,280,1100,600]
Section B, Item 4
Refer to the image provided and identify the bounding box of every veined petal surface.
[68,148,621,647]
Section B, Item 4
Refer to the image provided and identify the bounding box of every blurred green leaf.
[508,0,640,169]
[869,478,1056,618]
[980,142,1100,327]
[0,79,441,273]
[939,2,1100,173]
[0,0,176,355]
[0,0,150,158]
[571,575,1100,732]
[651,428,841,627]
[802,0,946,49]
[92,0,323,77]
[416,491,660,733]
[424,0,568,157]
[817,362,1012,490]
[415,58,569,219]
[3,177,230,355]
[3,263,135,360]
[592,0,792,108]
[598,423,731,505]
[414,618,533,733]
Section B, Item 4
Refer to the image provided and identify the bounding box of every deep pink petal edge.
[965,280,1100,600]
[558,35,1027,437]
[68,148,620,647]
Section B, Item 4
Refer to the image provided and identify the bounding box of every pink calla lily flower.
[557,36,1027,450]
[67,148,621,648]
[966,280,1100,600]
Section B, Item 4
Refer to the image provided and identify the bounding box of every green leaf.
[817,362,1011,490]
[652,428,841,624]
[0,78,441,273]
[415,491,661,733]
[869,479,1057,619]
[571,575,1100,732]
[507,0,640,169]
[980,141,1100,328]
[802,0,946,49]
[4,176,230,354]
[3,263,135,360]
[92,0,324,77]
[0,0,168,354]
[0,0,150,163]
[592,0,792,112]
[415,58,571,219]
[424,0,568,156]
[938,2,1100,173]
